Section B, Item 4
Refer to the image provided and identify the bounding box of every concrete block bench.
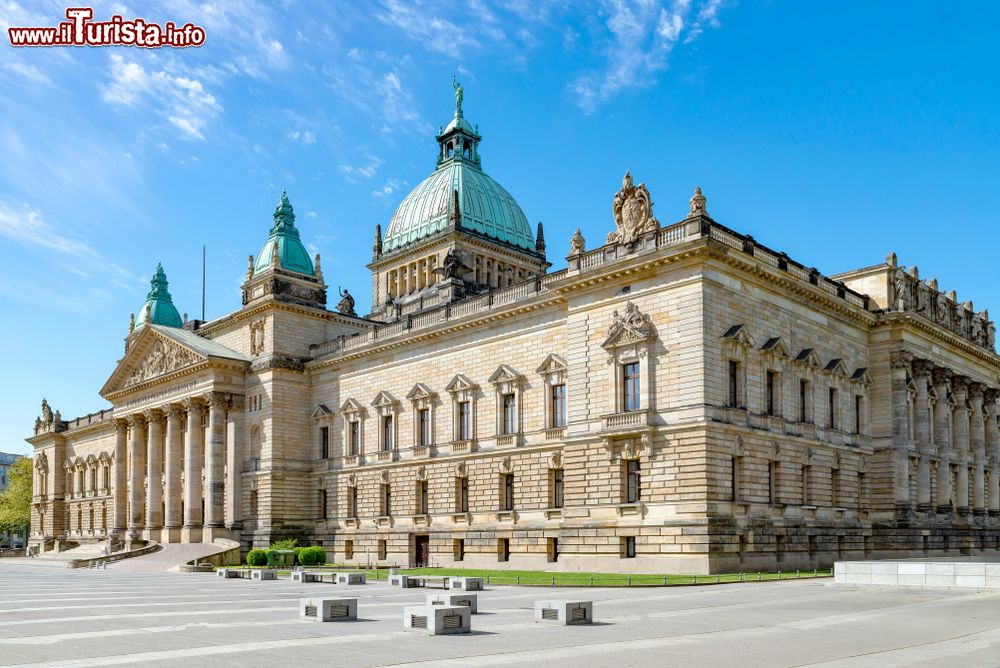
[447,577,483,591]
[300,597,357,622]
[291,571,323,583]
[251,569,278,581]
[217,568,248,579]
[335,572,365,585]
[427,592,478,614]
[389,574,405,586]
[534,600,593,625]
[403,605,471,635]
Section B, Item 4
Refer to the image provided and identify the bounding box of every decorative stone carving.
[568,229,585,257]
[434,248,471,280]
[499,456,513,475]
[249,318,266,356]
[337,288,357,316]
[607,171,660,245]
[889,350,913,370]
[415,466,427,481]
[602,302,654,352]
[549,452,562,469]
[454,462,468,478]
[688,186,708,218]
[379,470,390,485]
[123,338,200,388]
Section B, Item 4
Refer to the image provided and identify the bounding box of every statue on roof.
[435,248,471,281]
[337,288,357,317]
[41,398,53,426]
[607,170,660,246]
[452,77,464,117]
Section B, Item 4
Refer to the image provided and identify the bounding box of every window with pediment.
[340,399,366,457]
[603,302,656,415]
[489,365,524,442]
[406,383,437,448]
[371,391,399,452]
[721,324,756,410]
[760,337,790,418]
[824,358,850,431]
[537,354,568,430]
[794,348,822,423]
[445,374,479,444]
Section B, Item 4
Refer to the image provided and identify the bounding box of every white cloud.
[376,0,483,58]
[101,53,222,141]
[0,201,95,257]
[372,178,402,199]
[288,129,317,144]
[685,0,724,42]
[339,156,383,182]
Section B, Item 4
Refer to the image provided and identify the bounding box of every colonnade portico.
[110,391,243,544]
[902,353,1000,520]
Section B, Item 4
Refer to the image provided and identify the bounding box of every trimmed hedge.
[246,549,267,567]
[299,546,327,566]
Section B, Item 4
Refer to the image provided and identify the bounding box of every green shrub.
[270,538,299,550]
[265,549,281,567]
[299,546,327,566]
[246,549,267,567]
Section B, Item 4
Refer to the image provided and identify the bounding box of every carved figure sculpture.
[569,229,585,256]
[337,288,357,316]
[607,171,660,245]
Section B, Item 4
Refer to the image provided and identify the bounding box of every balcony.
[450,439,477,454]
[600,409,653,434]
[412,445,434,459]
[375,450,398,463]
[344,454,363,468]
[544,427,566,441]
[495,434,518,448]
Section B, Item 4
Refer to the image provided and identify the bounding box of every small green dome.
[254,190,314,276]
[135,263,183,328]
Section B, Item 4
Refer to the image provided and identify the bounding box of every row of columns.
[387,255,438,298]
[893,351,1000,516]
[112,392,242,541]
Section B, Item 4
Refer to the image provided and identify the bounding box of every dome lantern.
[134,263,183,329]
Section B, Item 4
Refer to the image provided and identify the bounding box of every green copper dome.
[254,190,315,276]
[135,263,183,328]
[382,84,536,255]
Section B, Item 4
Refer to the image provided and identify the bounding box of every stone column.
[163,405,184,537]
[112,419,128,539]
[985,390,1000,516]
[126,414,146,538]
[225,395,245,529]
[933,367,953,512]
[889,351,912,511]
[952,376,971,515]
[182,398,204,537]
[204,392,227,529]
[912,360,933,511]
[144,410,164,533]
[969,383,986,515]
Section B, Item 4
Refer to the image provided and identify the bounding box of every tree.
[0,457,31,534]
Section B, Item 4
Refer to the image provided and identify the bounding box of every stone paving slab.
[0,565,998,666]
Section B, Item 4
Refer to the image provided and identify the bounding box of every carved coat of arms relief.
[607,171,660,245]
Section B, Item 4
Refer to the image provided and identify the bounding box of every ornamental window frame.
[849,367,873,436]
[537,354,568,429]
[824,358,850,432]
[312,404,333,459]
[371,391,400,453]
[793,348,822,424]
[489,365,524,440]
[603,302,656,416]
[406,383,437,448]
[340,399,366,458]
[721,324,756,411]
[760,337,790,418]
[445,374,479,445]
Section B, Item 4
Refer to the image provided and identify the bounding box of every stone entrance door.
[412,534,430,567]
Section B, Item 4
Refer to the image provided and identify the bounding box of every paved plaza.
[1,564,1000,667]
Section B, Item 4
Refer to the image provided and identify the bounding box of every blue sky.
[2,1,999,453]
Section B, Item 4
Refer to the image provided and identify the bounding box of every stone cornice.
[103,357,247,404]
[878,312,1000,371]
[197,299,371,338]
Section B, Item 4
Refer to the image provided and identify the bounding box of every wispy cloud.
[327,49,430,138]
[372,178,403,199]
[376,0,483,58]
[568,0,722,113]
[0,201,95,257]
[288,129,317,144]
[340,156,383,182]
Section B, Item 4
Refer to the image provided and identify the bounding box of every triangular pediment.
[371,390,398,408]
[406,383,437,401]
[850,367,873,386]
[824,358,850,378]
[536,353,567,375]
[603,302,655,349]
[340,398,365,416]
[101,325,246,398]
[488,364,523,385]
[312,404,332,419]
[760,337,790,358]
[721,324,756,348]
[794,348,822,368]
[445,373,478,393]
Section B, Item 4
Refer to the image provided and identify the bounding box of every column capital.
[182,396,204,414]
[968,381,986,402]
[228,394,246,411]
[984,388,1000,405]
[911,358,935,378]
[951,375,971,397]
[142,408,165,424]
[203,391,228,409]
[126,413,146,428]
[889,350,913,370]
[931,366,953,387]
[113,418,129,435]
[166,404,185,420]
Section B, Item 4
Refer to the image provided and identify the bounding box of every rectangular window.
[377,539,387,561]
[501,473,515,511]
[347,487,358,517]
[349,421,360,455]
[320,426,329,459]
[319,489,327,519]
[551,468,564,508]
[457,477,469,513]
[857,472,866,511]
[855,394,863,435]
[249,489,258,516]
[551,384,567,428]
[502,393,517,435]
[454,538,465,562]
[730,456,740,502]
[417,480,428,515]
[547,537,559,563]
[498,538,510,562]
[382,415,394,451]
[802,465,811,505]
[728,360,740,408]
[765,370,776,416]
[380,483,391,516]
[828,388,838,429]
[623,362,641,411]
[345,539,354,560]
[769,462,778,505]
[799,379,811,422]
[418,408,431,446]
[458,401,472,441]
[625,459,641,503]
[831,468,839,507]
[622,535,636,558]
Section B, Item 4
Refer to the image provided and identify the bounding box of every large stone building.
[26,89,1000,573]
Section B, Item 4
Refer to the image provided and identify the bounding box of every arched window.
[462,140,470,158]
[446,141,454,158]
